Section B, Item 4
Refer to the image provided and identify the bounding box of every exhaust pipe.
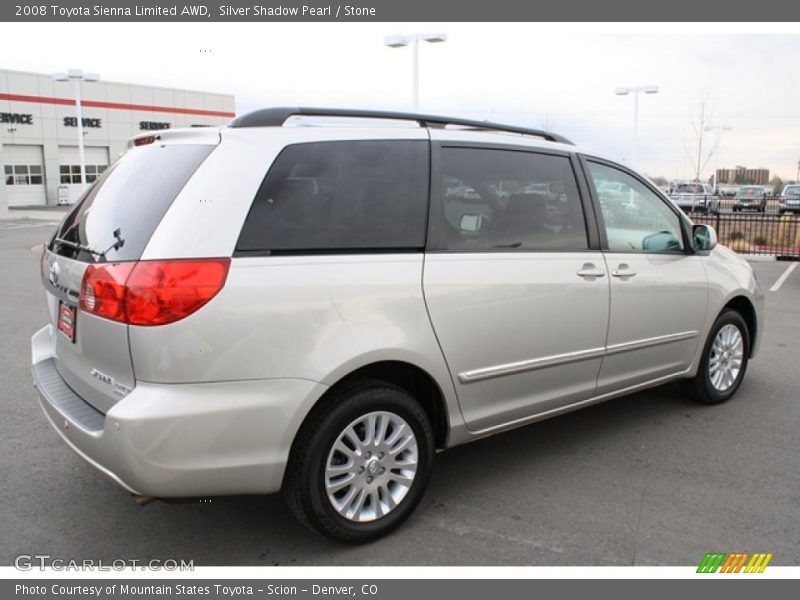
[132,494,157,506]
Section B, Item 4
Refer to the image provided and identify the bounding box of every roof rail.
[228,107,574,145]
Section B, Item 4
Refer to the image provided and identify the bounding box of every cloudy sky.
[1,23,799,180]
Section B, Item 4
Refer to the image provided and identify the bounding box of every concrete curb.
[0,208,68,222]
[744,255,777,263]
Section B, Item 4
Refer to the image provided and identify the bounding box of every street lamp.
[384,33,447,111]
[614,84,659,169]
[52,69,100,193]
[704,123,733,193]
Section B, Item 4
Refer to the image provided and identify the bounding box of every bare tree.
[540,114,556,132]
[685,91,720,182]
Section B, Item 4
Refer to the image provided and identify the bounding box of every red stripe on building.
[0,92,235,118]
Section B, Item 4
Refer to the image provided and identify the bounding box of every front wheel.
[685,309,750,405]
[284,381,435,543]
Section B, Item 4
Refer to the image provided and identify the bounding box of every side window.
[236,141,429,253]
[587,161,685,253]
[437,148,588,251]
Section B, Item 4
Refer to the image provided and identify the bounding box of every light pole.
[384,33,447,111]
[52,69,100,192]
[704,123,733,193]
[614,85,659,169]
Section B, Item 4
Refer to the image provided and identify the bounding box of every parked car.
[778,184,800,215]
[670,182,719,214]
[32,108,763,543]
[733,185,768,213]
[596,180,639,213]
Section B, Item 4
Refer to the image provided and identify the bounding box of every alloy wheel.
[708,324,744,392]
[324,411,419,523]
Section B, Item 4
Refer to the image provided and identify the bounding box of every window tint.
[51,144,214,263]
[674,183,706,194]
[587,162,684,253]
[436,147,587,251]
[237,141,429,254]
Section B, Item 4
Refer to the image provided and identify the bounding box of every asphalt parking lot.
[1,218,798,566]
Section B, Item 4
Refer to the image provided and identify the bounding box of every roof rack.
[228,107,574,145]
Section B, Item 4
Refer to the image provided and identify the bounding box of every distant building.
[1,68,234,209]
[716,166,770,186]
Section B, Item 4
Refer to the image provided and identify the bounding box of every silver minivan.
[32,108,763,542]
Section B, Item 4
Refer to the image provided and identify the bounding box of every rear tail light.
[79,259,230,326]
[79,263,136,322]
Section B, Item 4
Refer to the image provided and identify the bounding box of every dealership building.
[0,68,235,212]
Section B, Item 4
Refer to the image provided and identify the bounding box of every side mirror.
[459,213,485,233]
[693,224,717,252]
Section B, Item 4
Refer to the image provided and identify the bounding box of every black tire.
[685,309,750,405]
[284,380,435,543]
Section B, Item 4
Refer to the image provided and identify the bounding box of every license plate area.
[58,302,77,343]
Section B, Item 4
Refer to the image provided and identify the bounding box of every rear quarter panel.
[127,254,467,443]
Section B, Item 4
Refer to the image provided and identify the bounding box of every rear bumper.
[31,325,328,498]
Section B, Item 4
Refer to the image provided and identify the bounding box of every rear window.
[236,140,429,254]
[51,144,215,263]
[674,184,704,194]
[785,186,800,196]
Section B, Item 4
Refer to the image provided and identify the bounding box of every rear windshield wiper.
[53,237,106,258]
[53,229,125,259]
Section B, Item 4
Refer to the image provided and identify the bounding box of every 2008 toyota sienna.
[32,108,764,542]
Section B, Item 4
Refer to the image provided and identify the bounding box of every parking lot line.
[769,262,797,292]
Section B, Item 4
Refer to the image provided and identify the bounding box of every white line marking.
[769,262,797,292]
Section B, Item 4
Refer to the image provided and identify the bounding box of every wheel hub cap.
[325,411,419,523]
[366,458,379,475]
[708,324,744,392]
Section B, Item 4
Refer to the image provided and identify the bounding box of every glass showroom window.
[60,164,107,184]
[4,165,43,186]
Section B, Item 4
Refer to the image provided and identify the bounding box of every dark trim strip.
[233,247,424,258]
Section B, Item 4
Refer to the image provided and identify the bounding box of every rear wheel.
[284,381,434,543]
[685,309,750,405]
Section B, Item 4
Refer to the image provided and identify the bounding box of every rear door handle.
[577,263,606,279]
